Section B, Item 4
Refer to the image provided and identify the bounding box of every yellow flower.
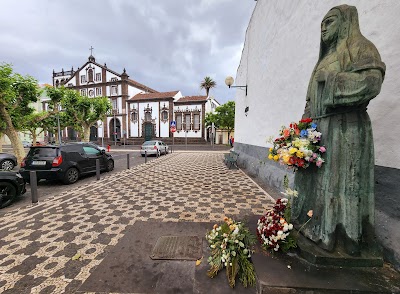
[282,154,290,164]
[268,154,273,160]
[229,224,236,231]
[213,224,218,229]
[289,147,298,154]
[273,155,279,161]
[269,147,273,152]
[296,151,304,158]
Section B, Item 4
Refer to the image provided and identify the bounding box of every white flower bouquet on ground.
[206,217,256,288]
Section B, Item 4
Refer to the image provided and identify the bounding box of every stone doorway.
[109,118,121,141]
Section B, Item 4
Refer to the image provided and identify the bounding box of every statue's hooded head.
[318,5,385,78]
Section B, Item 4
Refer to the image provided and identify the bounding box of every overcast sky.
[1,0,256,104]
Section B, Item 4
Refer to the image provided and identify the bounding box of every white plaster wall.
[105,72,120,82]
[128,85,142,98]
[159,99,170,138]
[66,78,76,87]
[128,102,139,137]
[235,0,400,168]
[173,91,183,101]
[205,97,220,114]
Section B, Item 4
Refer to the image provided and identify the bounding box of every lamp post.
[57,113,61,145]
[207,96,214,148]
[56,104,63,145]
[113,109,117,146]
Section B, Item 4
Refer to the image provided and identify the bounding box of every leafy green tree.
[21,112,47,144]
[200,76,216,97]
[213,101,236,141]
[59,88,111,142]
[205,112,217,128]
[19,86,63,145]
[0,63,41,163]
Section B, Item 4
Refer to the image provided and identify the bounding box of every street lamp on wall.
[225,76,247,96]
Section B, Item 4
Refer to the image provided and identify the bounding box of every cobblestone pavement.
[0,152,274,293]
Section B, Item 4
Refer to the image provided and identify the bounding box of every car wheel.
[106,160,114,172]
[63,167,79,184]
[0,160,15,171]
[0,182,17,208]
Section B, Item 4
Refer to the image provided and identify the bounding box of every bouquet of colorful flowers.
[206,217,256,288]
[256,198,297,252]
[268,118,326,170]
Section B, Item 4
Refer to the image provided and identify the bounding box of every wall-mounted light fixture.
[245,106,249,116]
[225,76,247,96]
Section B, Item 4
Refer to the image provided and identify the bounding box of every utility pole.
[113,109,117,146]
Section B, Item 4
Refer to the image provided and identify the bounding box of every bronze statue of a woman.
[292,5,385,256]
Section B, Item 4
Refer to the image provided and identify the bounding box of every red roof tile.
[130,91,180,101]
[175,96,208,103]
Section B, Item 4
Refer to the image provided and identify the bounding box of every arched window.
[131,110,138,122]
[88,68,94,82]
[160,103,169,123]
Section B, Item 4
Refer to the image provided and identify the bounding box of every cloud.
[0,0,255,104]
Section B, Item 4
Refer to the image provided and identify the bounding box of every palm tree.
[200,76,216,97]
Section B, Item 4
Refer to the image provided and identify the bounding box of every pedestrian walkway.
[0,153,274,293]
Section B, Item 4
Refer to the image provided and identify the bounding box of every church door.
[109,118,121,141]
[144,123,153,141]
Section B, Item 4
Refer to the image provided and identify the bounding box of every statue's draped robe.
[292,5,385,254]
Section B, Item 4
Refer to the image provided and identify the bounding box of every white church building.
[51,54,219,144]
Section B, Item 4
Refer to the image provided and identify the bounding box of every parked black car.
[0,171,26,208]
[0,153,17,170]
[19,143,114,184]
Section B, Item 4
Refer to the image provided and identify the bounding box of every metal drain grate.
[150,235,202,260]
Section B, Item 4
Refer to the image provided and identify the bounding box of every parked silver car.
[140,140,169,157]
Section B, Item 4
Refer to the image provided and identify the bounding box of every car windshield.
[28,147,57,157]
[143,141,156,146]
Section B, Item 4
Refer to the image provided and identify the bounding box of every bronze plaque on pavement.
[150,236,202,260]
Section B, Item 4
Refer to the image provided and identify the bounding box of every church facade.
[51,55,217,144]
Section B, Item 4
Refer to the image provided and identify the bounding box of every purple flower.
[300,129,308,137]
[311,123,317,129]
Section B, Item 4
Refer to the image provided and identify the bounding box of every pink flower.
[319,146,326,153]
[316,158,324,167]
[312,153,318,159]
